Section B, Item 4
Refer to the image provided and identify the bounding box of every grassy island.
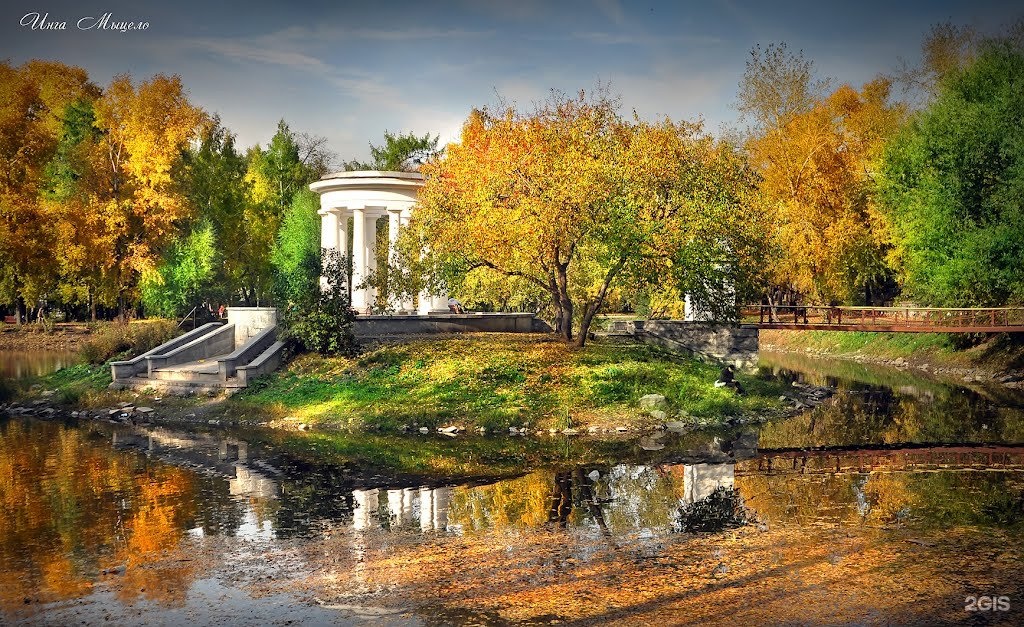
[10,332,790,435]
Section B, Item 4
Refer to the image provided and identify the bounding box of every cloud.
[189,38,335,74]
[569,31,724,46]
[265,23,494,43]
[186,37,402,103]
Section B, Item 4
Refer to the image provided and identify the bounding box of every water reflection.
[759,351,1024,447]
[4,413,1024,620]
[0,350,80,379]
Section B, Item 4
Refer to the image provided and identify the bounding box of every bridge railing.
[742,305,1024,329]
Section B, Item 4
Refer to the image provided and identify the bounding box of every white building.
[309,170,448,314]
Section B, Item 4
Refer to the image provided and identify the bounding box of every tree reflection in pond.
[0,419,207,612]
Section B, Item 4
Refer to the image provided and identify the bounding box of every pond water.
[3,351,1024,624]
[0,349,80,380]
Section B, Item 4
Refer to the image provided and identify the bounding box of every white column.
[419,487,434,532]
[351,206,367,311]
[432,486,449,531]
[402,487,416,525]
[320,210,338,251]
[387,489,404,528]
[400,212,415,313]
[336,211,348,257]
[364,213,378,311]
[336,212,350,299]
[387,208,403,312]
[353,488,379,531]
[319,210,339,290]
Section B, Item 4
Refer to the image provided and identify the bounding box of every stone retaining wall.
[353,312,543,337]
[612,320,759,368]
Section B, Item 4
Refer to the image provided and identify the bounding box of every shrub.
[79,320,181,365]
[278,250,358,356]
[130,319,179,353]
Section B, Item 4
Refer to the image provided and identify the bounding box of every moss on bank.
[229,334,786,431]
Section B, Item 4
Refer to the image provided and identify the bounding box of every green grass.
[23,363,113,405]
[231,334,788,431]
[761,330,955,358]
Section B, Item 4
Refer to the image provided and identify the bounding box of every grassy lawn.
[230,333,786,431]
[24,363,113,405]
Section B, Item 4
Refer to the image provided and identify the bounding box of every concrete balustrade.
[145,323,236,375]
[110,322,224,380]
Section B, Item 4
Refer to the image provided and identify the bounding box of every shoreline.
[760,330,1024,388]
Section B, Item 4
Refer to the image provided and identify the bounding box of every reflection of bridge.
[745,305,1024,333]
[736,444,1024,476]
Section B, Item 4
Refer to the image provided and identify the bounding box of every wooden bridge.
[745,305,1024,333]
[736,444,1024,476]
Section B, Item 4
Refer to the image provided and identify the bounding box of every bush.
[278,250,358,356]
[130,319,179,353]
[79,320,181,365]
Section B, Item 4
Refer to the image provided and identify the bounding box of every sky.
[2,0,1021,165]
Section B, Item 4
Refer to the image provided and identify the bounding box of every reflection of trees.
[759,384,1024,449]
[448,473,552,531]
[737,471,1024,530]
[0,419,202,611]
[268,457,355,537]
[448,465,734,536]
[547,472,572,527]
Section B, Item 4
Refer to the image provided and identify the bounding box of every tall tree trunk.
[16,297,25,326]
[555,263,573,342]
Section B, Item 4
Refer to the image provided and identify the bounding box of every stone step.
[151,369,222,383]
[150,355,229,382]
[110,377,247,394]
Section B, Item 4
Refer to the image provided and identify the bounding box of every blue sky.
[3,1,1020,164]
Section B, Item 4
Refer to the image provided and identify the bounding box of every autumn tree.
[91,73,207,316]
[0,60,99,321]
[415,90,766,346]
[739,44,905,305]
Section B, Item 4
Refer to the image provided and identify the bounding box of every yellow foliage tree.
[416,90,767,345]
[91,73,207,313]
[740,44,905,305]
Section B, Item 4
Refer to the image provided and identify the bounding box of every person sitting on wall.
[715,365,744,395]
[447,297,466,314]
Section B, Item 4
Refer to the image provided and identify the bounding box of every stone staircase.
[109,307,285,394]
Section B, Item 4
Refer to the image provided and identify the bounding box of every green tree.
[879,34,1024,306]
[237,121,331,305]
[344,130,440,172]
[140,219,218,317]
[277,250,357,356]
[177,117,248,304]
[271,188,322,306]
